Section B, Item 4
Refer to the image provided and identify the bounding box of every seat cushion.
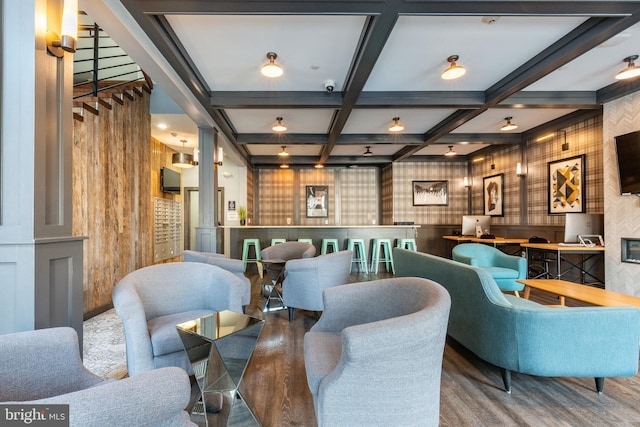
[304,331,342,396]
[483,266,519,279]
[148,310,214,357]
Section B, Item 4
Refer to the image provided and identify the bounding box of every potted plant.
[238,206,247,225]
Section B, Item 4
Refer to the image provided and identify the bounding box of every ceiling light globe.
[272,124,287,132]
[501,123,518,131]
[616,64,640,80]
[442,65,466,80]
[261,64,283,78]
[261,52,283,78]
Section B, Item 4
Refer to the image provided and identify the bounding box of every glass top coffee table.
[177,310,265,426]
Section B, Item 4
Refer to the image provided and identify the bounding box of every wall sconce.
[516,162,526,177]
[192,148,199,166]
[215,147,224,166]
[463,176,471,188]
[46,0,78,57]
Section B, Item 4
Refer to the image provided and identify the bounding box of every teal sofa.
[394,248,640,393]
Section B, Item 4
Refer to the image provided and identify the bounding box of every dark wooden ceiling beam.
[320,0,405,163]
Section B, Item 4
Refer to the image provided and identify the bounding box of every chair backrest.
[283,250,352,311]
[312,277,451,427]
[452,243,501,266]
[260,241,316,260]
[114,262,244,320]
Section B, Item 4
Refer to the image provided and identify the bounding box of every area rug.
[82,308,128,379]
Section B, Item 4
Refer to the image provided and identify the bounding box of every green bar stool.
[346,238,368,273]
[271,238,286,246]
[396,238,417,251]
[298,238,313,244]
[371,238,395,274]
[321,238,339,255]
[242,238,262,272]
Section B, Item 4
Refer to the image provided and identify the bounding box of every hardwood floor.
[199,272,640,426]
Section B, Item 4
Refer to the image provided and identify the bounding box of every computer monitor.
[461,215,491,237]
[563,213,604,243]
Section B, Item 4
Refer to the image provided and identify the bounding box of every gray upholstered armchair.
[113,262,245,376]
[183,250,251,306]
[0,327,195,427]
[282,250,352,321]
[304,277,451,427]
[260,241,316,284]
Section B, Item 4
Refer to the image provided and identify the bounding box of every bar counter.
[223,225,419,259]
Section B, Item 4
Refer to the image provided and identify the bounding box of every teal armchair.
[452,243,526,294]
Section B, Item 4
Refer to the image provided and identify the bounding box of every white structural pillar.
[0,0,85,344]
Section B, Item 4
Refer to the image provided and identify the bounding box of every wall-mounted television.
[614,130,640,195]
[160,167,181,194]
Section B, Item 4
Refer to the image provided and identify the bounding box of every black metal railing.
[73,22,147,99]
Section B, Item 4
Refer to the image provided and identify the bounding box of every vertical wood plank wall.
[72,90,181,315]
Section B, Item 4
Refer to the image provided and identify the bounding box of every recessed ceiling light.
[157,123,168,130]
[314,164,324,169]
[280,164,290,169]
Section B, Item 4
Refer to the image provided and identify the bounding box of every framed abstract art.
[548,154,585,214]
[483,173,504,216]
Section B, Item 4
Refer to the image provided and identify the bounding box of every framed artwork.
[306,185,328,217]
[412,181,449,206]
[483,173,504,216]
[548,154,585,214]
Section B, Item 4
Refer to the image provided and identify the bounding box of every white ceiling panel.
[365,16,587,92]
[414,143,490,156]
[166,15,366,91]
[526,22,640,91]
[452,108,578,134]
[225,109,335,134]
[342,108,458,134]
[245,144,322,157]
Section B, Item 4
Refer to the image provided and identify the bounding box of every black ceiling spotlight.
[363,146,373,157]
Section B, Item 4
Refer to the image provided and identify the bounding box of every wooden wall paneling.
[73,89,173,315]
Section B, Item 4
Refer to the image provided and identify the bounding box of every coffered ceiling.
[82,1,640,168]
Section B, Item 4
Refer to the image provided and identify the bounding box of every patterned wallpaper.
[524,116,603,226]
[389,160,468,224]
[256,168,378,225]
[603,93,640,295]
[255,116,604,231]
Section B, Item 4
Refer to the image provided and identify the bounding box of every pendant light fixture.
[272,117,287,132]
[500,116,518,131]
[363,146,373,157]
[389,117,404,132]
[278,146,289,157]
[444,145,457,156]
[261,52,283,78]
[441,55,466,80]
[172,139,195,168]
[615,55,640,80]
